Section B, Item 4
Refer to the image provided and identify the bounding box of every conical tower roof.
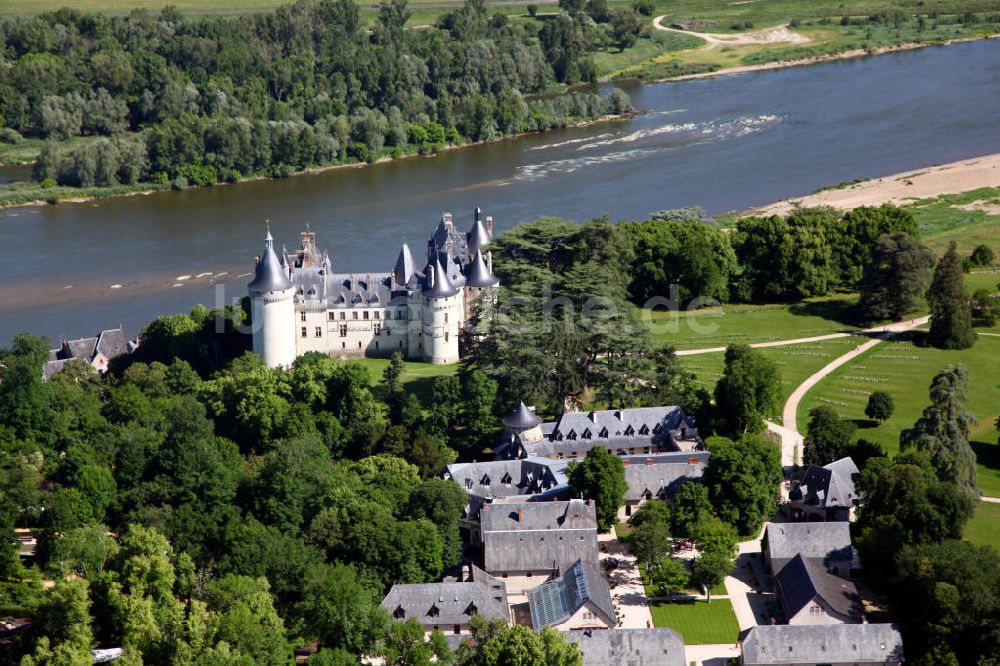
[394,243,416,286]
[502,402,542,429]
[424,253,459,298]
[465,249,500,288]
[248,229,292,293]
[468,214,491,257]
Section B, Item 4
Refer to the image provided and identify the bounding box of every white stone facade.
[249,210,499,368]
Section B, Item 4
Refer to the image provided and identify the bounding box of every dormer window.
[465,602,478,616]
[393,605,406,619]
[501,473,512,485]
[582,429,591,439]
[567,430,577,440]
[625,425,635,436]
[480,474,491,486]
[428,605,440,618]
[639,424,650,435]
[599,428,609,438]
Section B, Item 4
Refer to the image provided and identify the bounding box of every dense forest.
[0,0,633,190]
[2,206,998,664]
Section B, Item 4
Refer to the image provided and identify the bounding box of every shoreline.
[647,32,999,84]
[0,112,633,211]
[746,152,1000,217]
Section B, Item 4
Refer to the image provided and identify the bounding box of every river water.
[1,39,998,345]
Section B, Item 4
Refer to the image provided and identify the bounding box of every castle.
[248,208,500,368]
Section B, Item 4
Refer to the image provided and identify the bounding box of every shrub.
[0,128,23,144]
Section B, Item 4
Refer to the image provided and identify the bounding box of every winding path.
[651,17,808,48]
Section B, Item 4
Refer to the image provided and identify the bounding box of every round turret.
[502,402,544,443]
[249,229,296,369]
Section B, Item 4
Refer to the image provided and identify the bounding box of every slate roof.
[502,402,543,429]
[424,254,459,299]
[481,499,597,532]
[323,272,398,308]
[482,500,599,573]
[764,522,854,575]
[789,456,860,508]
[465,249,499,288]
[563,629,686,666]
[393,243,417,287]
[501,406,700,459]
[446,458,569,520]
[95,329,129,359]
[248,231,293,293]
[528,560,615,629]
[621,452,710,501]
[741,623,904,665]
[468,211,491,257]
[775,554,861,621]
[380,571,510,628]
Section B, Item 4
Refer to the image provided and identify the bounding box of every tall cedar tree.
[567,446,626,531]
[713,345,781,435]
[858,232,933,322]
[900,364,979,499]
[927,241,977,349]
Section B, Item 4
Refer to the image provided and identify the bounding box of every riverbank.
[649,33,1000,84]
[748,152,1000,216]
[0,112,633,211]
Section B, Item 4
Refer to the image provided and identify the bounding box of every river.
[1,39,998,345]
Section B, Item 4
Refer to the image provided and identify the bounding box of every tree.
[610,9,642,51]
[649,556,688,600]
[670,481,712,537]
[900,365,979,499]
[838,204,919,285]
[865,390,895,423]
[967,243,994,268]
[27,578,94,658]
[691,550,730,602]
[971,288,1000,326]
[567,446,626,531]
[629,501,672,569]
[294,563,390,655]
[858,232,933,322]
[204,575,293,665]
[803,406,856,465]
[455,616,582,666]
[382,619,451,666]
[713,345,781,435]
[701,435,780,536]
[927,242,977,349]
[691,515,738,561]
[854,452,974,581]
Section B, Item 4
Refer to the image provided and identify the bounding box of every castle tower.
[502,402,544,444]
[248,229,296,369]
[422,253,462,364]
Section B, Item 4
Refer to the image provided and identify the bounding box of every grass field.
[904,186,1000,258]
[965,502,1000,552]
[796,333,1000,495]
[348,357,458,405]
[649,598,740,644]
[645,293,862,351]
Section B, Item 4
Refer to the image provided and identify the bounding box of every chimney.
[517,507,522,522]
[444,212,453,229]
[585,499,592,507]
[428,264,436,288]
[646,458,653,465]
[486,216,493,236]
[486,250,493,272]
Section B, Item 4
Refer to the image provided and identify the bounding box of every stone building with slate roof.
[43,327,136,380]
[444,457,569,545]
[380,566,510,639]
[741,623,904,665]
[248,209,499,368]
[527,559,615,631]
[784,457,860,522]
[762,522,857,578]
[774,554,862,624]
[494,405,702,461]
[563,628,686,666]
[481,499,600,593]
[618,451,710,520]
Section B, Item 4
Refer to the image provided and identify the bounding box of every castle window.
[445,332,449,342]
[339,325,347,337]
[375,311,381,320]
[301,312,306,322]
[315,327,321,337]
[397,311,404,320]
[358,341,362,348]
[342,342,345,349]
[328,312,335,321]
[301,327,307,338]
[374,324,382,336]
[445,313,449,324]
[340,312,345,320]
[352,311,358,320]
[364,311,370,320]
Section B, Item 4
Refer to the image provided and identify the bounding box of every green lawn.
[645,293,862,351]
[348,357,458,406]
[797,333,1000,496]
[965,502,1000,552]
[649,598,740,644]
